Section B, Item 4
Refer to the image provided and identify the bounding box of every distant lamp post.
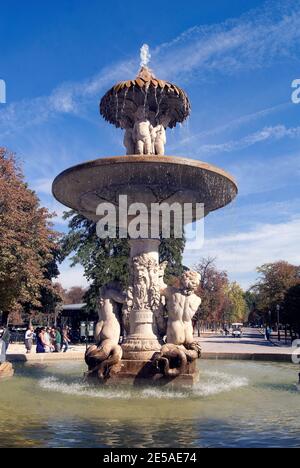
[276,304,281,341]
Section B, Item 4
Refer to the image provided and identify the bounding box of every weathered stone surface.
[52,155,238,224]
[0,362,14,380]
[86,359,199,387]
[100,66,190,130]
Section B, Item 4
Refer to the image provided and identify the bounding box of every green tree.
[283,284,300,336]
[224,282,248,324]
[194,257,229,325]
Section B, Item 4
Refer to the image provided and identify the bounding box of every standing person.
[24,325,34,354]
[265,326,271,341]
[36,328,46,353]
[54,327,62,352]
[62,327,71,353]
[44,327,51,353]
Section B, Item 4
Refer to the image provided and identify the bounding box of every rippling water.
[0,360,299,448]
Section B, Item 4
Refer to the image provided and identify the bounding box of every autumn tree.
[64,286,87,304]
[0,148,62,325]
[194,257,229,325]
[251,261,300,324]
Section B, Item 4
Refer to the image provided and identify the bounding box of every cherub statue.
[85,282,126,381]
[119,117,135,155]
[154,270,201,376]
[151,114,170,155]
[163,270,201,346]
[133,105,153,154]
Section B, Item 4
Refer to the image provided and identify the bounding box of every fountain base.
[85,358,199,387]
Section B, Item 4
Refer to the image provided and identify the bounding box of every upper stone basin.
[52,155,238,223]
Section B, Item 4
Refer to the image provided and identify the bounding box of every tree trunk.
[0,311,9,326]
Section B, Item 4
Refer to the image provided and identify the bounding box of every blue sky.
[1,0,300,290]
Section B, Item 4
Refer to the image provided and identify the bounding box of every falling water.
[154,86,159,118]
[155,87,164,118]
[143,83,149,117]
[115,92,119,123]
[121,88,129,116]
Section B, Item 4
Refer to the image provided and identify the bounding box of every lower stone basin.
[52,155,238,222]
[0,360,299,448]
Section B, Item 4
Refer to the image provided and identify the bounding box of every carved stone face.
[180,271,201,291]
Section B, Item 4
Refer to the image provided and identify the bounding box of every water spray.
[140,44,151,68]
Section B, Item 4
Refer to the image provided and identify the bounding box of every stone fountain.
[52,48,237,386]
[0,329,14,380]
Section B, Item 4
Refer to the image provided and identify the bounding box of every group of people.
[25,326,71,354]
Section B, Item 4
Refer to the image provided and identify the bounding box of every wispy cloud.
[57,261,90,290]
[153,0,300,81]
[195,124,300,156]
[1,1,300,137]
[185,217,300,288]
[229,152,300,196]
[0,61,137,137]
[169,103,289,152]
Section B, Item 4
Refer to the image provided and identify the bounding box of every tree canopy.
[193,257,248,325]
[251,261,300,320]
[0,148,62,324]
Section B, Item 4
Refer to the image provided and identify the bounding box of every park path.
[198,327,294,360]
[6,327,295,362]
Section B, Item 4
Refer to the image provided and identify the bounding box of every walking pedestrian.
[62,327,71,353]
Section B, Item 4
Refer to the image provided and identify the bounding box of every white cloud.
[57,262,90,290]
[32,177,53,195]
[229,152,300,196]
[169,103,289,152]
[195,125,300,157]
[184,217,300,288]
[153,0,300,81]
[1,1,300,137]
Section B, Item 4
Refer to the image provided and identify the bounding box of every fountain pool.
[1,360,299,448]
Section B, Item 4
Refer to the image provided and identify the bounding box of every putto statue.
[119,117,135,155]
[154,270,202,377]
[151,115,171,156]
[132,106,153,155]
[85,282,125,381]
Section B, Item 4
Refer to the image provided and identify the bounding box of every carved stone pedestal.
[0,362,14,380]
[122,238,162,361]
[87,359,199,387]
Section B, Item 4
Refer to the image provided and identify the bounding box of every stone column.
[122,238,162,360]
